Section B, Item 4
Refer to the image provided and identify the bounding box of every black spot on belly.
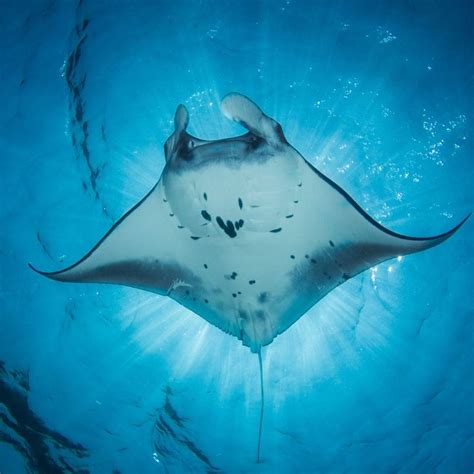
[201,210,211,221]
[204,264,208,269]
[290,255,295,259]
[294,200,299,204]
[258,292,269,303]
[286,214,294,219]
[270,228,282,233]
[163,198,167,202]
[329,240,335,247]
[177,225,184,229]
[216,216,237,238]
[231,272,237,280]
[298,182,302,187]
[205,299,209,303]
[232,293,237,298]
[249,280,256,285]
[203,192,207,201]
[305,254,309,259]
[169,213,174,217]
[190,236,200,240]
[311,258,317,264]
[238,198,243,209]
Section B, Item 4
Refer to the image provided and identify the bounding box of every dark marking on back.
[238,198,243,209]
[201,210,211,221]
[305,254,309,259]
[258,292,269,303]
[255,310,265,320]
[342,273,350,281]
[216,216,237,238]
[311,258,316,264]
[329,240,335,247]
[270,228,282,233]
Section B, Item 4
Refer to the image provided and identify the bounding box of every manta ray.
[30,93,467,462]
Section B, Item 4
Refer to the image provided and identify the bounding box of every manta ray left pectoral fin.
[29,184,186,294]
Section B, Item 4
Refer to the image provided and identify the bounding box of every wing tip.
[437,212,471,241]
[28,262,70,281]
[28,262,44,275]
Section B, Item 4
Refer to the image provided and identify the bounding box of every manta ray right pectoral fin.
[221,92,287,146]
[29,185,182,294]
[340,210,471,279]
[302,159,470,277]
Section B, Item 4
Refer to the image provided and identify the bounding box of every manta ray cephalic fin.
[221,93,287,147]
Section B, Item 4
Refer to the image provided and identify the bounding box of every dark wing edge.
[28,183,158,282]
[304,158,470,249]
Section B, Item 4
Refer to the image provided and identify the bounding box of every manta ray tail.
[256,349,265,464]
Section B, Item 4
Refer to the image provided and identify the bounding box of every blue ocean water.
[0,0,473,472]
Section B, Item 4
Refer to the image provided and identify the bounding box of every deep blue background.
[0,1,472,472]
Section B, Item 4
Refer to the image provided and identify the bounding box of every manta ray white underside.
[31,93,468,353]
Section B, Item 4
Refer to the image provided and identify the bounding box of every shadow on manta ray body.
[30,92,469,463]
